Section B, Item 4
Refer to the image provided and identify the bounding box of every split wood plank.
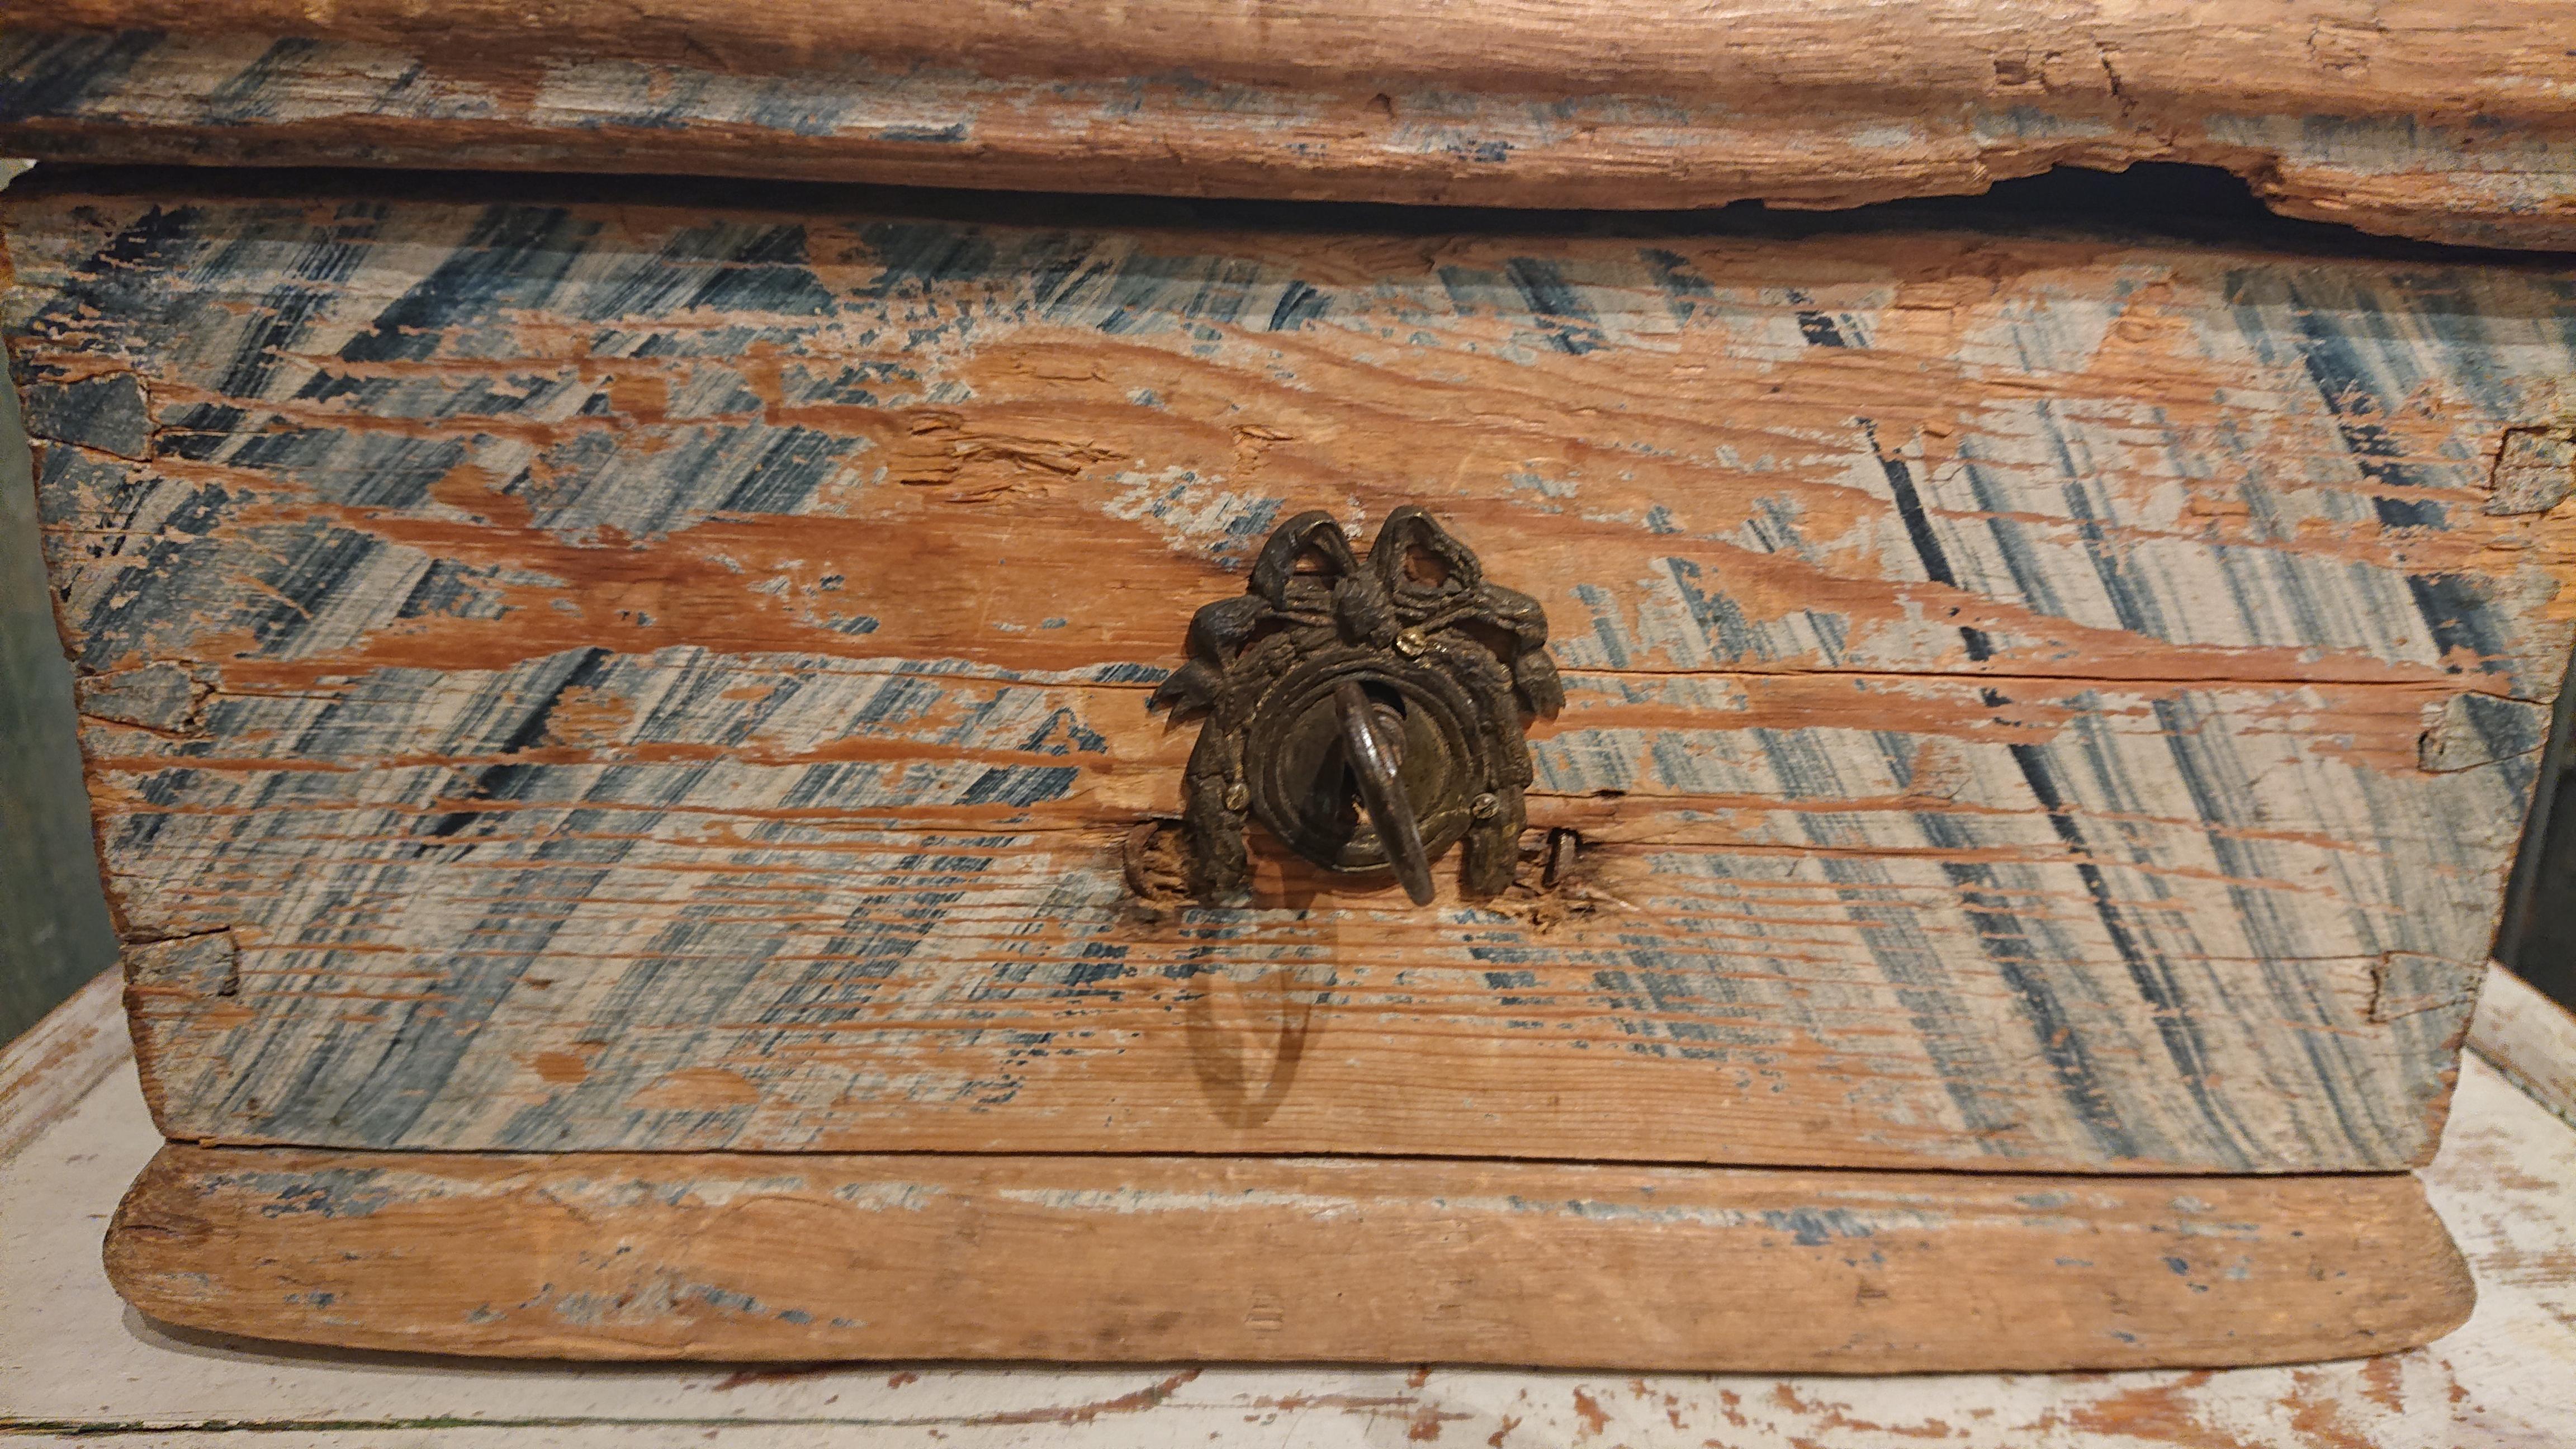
[0,2,2572,249]
[7,181,2573,1171]
[100,1143,2475,1370]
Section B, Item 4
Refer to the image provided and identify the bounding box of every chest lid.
[0,0,2570,250]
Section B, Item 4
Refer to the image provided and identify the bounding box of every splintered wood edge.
[103,1146,2476,1371]
[0,1,2570,248]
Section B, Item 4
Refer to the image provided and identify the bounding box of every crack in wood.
[10,184,2564,1172]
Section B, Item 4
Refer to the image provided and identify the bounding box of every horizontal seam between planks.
[132,1141,2438,1180]
[66,661,2551,702]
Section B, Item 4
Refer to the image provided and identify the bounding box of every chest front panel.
[10,190,2569,1171]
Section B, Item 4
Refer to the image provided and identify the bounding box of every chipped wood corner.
[2367,955,2488,1030]
[119,929,240,1137]
[2364,955,2491,1167]
[2418,693,2553,774]
[75,661,215,739]
[2488,424,2576,519]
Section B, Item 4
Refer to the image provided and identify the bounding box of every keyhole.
[1305,685,1407,845]
[1328,679,1436,904]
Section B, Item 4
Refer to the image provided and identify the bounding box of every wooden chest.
[4,0,2572,1372]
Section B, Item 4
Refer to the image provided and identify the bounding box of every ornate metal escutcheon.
[1151,507,1562,903]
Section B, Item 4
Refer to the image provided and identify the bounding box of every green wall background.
[2,338,119,1043]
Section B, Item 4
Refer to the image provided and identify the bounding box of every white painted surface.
[0,967,121,1159]
[2470,965,2576,1129]
[3,982,2573,1445]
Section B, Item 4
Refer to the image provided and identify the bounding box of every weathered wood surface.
[1,2,2574,249]
[0,965,122,1159]
[101,1143,2474,1369]
[13,1034,2573,1444]
[2470,965,2576,1128]
[8,181,2573,1169]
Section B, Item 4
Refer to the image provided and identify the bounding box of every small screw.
[1394,628,1429,657]
[1223,782,1251,811]
[1470,792,1501,820]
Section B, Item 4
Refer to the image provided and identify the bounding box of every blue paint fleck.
[1760,1208,1874,1247]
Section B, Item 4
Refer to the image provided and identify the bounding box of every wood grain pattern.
[0,2,2572,249]
[8,180,2572,1171]
[101,1143,2476,1369]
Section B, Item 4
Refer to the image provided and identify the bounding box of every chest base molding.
[106,1146,2470,1371]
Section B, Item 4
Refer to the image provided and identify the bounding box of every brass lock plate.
[1151,507,1562,902]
